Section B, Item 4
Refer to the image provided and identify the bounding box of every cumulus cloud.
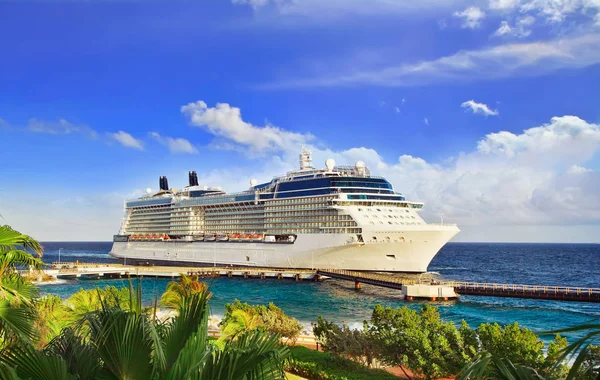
[461,100,499,116]
[494,21,513,36]
[493,16,535,37]
[177,100,600,229]
[231,0,469,15]
[261,33,600,89]
[109,131,144,150]
[23,118,98,138]
[489,0,520,10]
[487,0,600,26]
[324,116,600,226]
[453,6,486,28]
[149,132,198,154]
[181,100,313,155]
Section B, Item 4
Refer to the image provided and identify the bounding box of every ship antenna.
[299,145,313,170]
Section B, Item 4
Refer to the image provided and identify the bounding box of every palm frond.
[459,352,543,380]
[0,299,38,345]
[0,225,43,257]
[202,330,290,380]
[0,361,21,380]
[160,290,211,376]
[1,344,74,380]
[85,308,154,379]
[1,273,39,304]
[44,327,102,380]
[545,322,600,379]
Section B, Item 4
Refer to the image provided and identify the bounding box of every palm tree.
[546,322,600,380]
[0,225,44,348]
[160,273,211,309]
[458,352,544,380]
[0,225,43,276]
[1,283,290,379]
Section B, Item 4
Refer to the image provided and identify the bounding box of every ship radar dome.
[250,179,258,187]
[325,158,336,171]
[145,188,152,194]
[355,160,366,169]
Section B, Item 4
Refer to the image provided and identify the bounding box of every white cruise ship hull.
[110,225,459,272]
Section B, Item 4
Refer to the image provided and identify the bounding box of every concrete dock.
[23,263,600,303]
[26,262,318,281]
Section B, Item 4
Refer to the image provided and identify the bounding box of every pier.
[24,262,317,281]
[317,269,600,303]
[23,263,600,303]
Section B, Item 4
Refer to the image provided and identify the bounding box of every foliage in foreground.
[160,273,211,309]
[2,285,291,380]
[314,305,572,380]
[221,299,303,341]
[0,225,43,350]
[285,346,397,380]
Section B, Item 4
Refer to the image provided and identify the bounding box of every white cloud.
[232,0,470,15]
[424,117,429,125]
[209,114,600,228]
[495,16,535,37]
[567,164,593,174]
[109,131,144,150]
[461,100,499,116]
[493,20,513,36]
[26,118,98,138]
[176,101,600,229]
[181,100,313,155]
[263,33,600,88]
[231,0,269,10]
[487,0,600,25]
[453,6,486,29]
[394,107,401,113]
[149,132,198,154]
[489,0,520,10]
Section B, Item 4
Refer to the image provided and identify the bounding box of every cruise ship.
[110,148,459,272]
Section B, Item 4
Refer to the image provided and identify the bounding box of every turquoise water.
[38,242,600,339]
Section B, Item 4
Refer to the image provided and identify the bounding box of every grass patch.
[286,346,397,380]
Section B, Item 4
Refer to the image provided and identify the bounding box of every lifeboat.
[193,233,204,241]
[152,234,159,240]
[217,233,229,242]
[229,233,241,241]
[163,235,170,241]
[205,233,216,242]
[241,234,252,242]
[252,234,263,242]
[130,235,137,240]
[144,234,151,240]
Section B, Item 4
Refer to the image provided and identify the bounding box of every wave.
[458,298,600,318]
[430,266,468,271]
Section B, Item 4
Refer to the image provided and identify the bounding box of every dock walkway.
[24,262,317,281]
[317,269,600,303]
[22,264,600,303]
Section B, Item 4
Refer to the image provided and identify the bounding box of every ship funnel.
[159,176,169,191]
[189,171,199,187]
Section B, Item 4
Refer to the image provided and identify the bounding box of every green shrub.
[285,346,397,380]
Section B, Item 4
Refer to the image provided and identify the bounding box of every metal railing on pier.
[317,269,600,303]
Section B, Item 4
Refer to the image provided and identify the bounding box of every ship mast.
[299,145,313,170]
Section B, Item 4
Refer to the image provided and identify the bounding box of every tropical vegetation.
[0,225,291,380]
[1,224,600,380]
[314,304,600,380]
[285,346,397,380]
[220,300,303,342]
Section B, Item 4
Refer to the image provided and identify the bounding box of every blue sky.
[1,0,599,242]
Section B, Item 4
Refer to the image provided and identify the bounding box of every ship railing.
[427,223,458,227]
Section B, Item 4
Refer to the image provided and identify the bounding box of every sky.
[1,0,599,242]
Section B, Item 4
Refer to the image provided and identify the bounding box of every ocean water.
[37,242,600,340]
